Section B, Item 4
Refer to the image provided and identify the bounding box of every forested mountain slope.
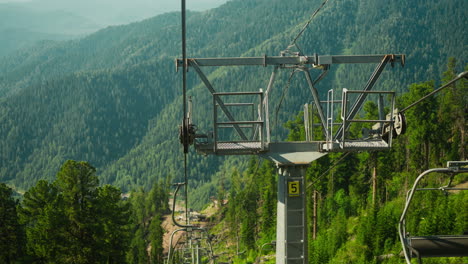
[0,0,466,201]
[0,59,177,186]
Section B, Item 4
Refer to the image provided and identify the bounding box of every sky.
[0,0,229,10]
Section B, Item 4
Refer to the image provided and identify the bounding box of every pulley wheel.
[394,112,407,136]
[178,118,196,153]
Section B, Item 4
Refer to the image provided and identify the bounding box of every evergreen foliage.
[18,161,131,263]
[0,183,23,263]
[0,0,466,262]
[126,180,170,264]
[0,0,466,207]
[212,60,467,263]
[1,159,170,263]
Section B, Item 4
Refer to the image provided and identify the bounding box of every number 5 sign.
[288,181,300,197]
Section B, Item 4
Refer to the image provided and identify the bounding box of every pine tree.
[149,214,164,264]
[19,180,65,262]
[97,184,131,263]
[55,160,101,263]
[438,58,467,161]
[400,81,438,171]
[0,183,23,263]
[20,161,131,263]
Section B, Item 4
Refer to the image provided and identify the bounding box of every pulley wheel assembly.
[393,112,407,136]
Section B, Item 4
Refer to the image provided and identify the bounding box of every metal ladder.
[278,165,308,264]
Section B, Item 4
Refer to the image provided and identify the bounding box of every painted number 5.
[288,181,300,197]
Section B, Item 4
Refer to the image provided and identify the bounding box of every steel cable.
[285,0,330,54]
[400,71,467,113]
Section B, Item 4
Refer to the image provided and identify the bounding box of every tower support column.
[276,164,309,264]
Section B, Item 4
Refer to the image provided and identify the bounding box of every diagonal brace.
[334,55,393,140]
[189,60,248,141]
[312,67,329,86]
[302,67,328,138]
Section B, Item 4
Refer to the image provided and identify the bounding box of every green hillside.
[0,0,467,263]
[0,0,466,200]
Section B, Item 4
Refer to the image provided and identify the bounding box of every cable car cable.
[306,152,351,190]
[180,0,191,230]
[285,0,330,54]
[400,71,467,113]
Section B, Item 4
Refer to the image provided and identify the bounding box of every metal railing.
[212,91,268,153]
[339,89,395,149]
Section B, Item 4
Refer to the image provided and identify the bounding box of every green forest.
[1,160,170,263]
[1,62,466,263]
[0,0,467,263]
[0,0,466,201]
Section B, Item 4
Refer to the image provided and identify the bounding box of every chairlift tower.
[177,54,405,263]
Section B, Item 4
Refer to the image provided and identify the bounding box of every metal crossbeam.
[317,55,405,65]
[176,54,405,68]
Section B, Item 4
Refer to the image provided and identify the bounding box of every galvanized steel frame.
[179,54,404,149]
[178,53,404,264]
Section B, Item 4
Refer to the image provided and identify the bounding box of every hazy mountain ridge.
[0,3,101,58]
[0,4,99,34]
[0,0,230,58]
[0,0,322,96]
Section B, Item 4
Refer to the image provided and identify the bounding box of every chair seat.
[409,235,468,257]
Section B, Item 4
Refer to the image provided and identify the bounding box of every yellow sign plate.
[288,181,300,197]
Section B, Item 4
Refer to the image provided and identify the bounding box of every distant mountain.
[0,4,100,34]
[0,3,100,57]
[7,0,230,26]
[0,0,466,208]
[0,28,71,58]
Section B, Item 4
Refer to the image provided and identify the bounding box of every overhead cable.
[180,0,190,230]
[400,71,467,113]
[306,152,351,190]
[285,0,330,53]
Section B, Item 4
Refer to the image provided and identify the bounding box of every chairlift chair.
[398,161,468,263]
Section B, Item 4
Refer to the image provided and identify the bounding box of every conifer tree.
[400,81,438,171]
[149,214,164,264]
[0,183,23,263]
[20,161,131,263]
[97,184,131,263]
[438,58,467,161]
[19,180,64,262]
[55,160,101,263]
